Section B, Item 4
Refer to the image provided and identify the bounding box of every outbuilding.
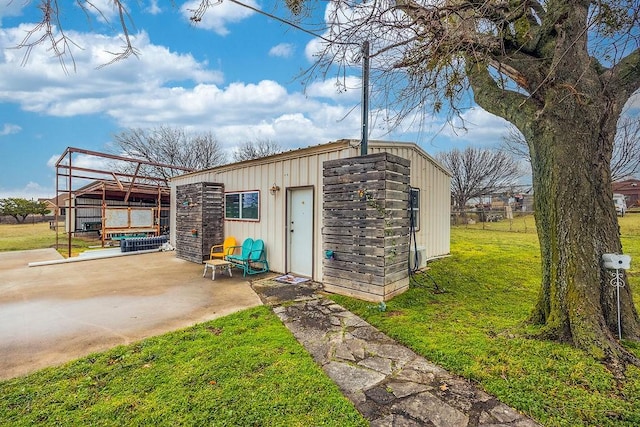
[169,139,451,301]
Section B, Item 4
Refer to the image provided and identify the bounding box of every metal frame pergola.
[54,147,195,257]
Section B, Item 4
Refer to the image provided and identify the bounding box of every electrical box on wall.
[410,246,427,270]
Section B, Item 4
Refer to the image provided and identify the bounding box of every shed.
[169,139,451,300]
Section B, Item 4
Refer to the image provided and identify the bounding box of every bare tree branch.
[110,126,228,180]
[500,125,531,162]
[232,139,283,162]
[501,115,640,182]
[611,116,640,181]
[437,147,523,210]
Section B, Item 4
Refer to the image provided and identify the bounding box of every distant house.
[612,179,640,207]
[170,140,451,300]
[40,194,69,216]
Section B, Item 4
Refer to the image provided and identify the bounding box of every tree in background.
[0,198,49,223]
[436,147,523,212]
[502,116,640,182]
[32,200,49,217]
[111,127,228,179]
[232,139,283,162]
[611,117,640,182]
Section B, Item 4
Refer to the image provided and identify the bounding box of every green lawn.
[332,214,640,427]
[0,222,102,257]
[0,307,366,426]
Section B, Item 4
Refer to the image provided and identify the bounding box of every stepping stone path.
[251,279,541,427]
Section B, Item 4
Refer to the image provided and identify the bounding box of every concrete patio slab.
[0,249,263,380]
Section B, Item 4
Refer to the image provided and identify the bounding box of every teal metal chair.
[226,238,253,261]
[226,238,269,276]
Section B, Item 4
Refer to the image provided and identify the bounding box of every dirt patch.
[251,279,323,305]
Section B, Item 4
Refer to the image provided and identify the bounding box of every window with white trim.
[225,191,260,221]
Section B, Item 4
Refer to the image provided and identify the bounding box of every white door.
[287,187,313,277]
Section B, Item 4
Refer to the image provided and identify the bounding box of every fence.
[451,209,537,233]
[0,215,56,225]
[120,236,168,252]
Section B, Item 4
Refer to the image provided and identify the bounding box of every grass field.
[333,214,640,427]
[0,222,102,257]
[0,307,366,426]
[2,217,640,426]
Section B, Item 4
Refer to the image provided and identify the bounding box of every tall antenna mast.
[361,40,370,156]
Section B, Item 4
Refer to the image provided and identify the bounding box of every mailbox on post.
[602,253,631,340]
[602,253,631,270]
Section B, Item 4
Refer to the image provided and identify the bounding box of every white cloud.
[96,79,365,152]
[46,155,60,169]
[0,27,223,116]
[0,123,21,136]
[213,111,361,151]
[0,181,53,199]
[180,0,255,36]
[442,107,512,146]
[304,37,324,63]
[44,152,133,194]
[0,21,428,168]
[305,76,361,102]
[147,0,162,15]
[47,152,114,171]
[80,0,121,22]
[624,92,640,112]
[304,1,406,67]
[269,43,294,58]
[0,0,25,22]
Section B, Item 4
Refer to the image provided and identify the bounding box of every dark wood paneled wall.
[323,153,410,301]
[176,182,224,263]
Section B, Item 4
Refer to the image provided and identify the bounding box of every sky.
[0,0,566,199]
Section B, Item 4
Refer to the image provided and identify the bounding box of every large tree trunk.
[465,9,640,367]
[526,99,640,364]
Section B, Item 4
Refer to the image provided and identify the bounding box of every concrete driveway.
[0,249,263,380]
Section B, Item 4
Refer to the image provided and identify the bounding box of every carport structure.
[54,147,195,257]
